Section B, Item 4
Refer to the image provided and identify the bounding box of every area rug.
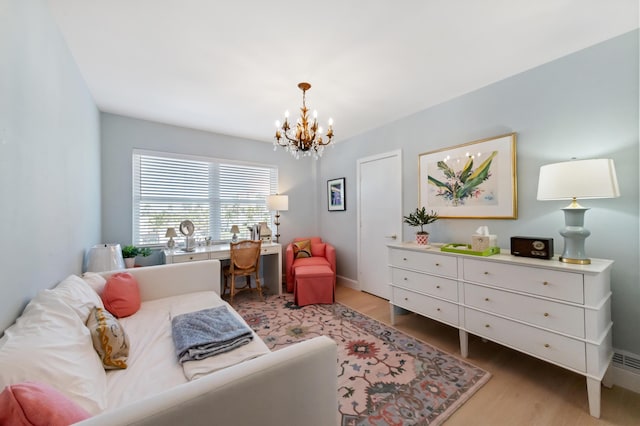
[234,294,490,426]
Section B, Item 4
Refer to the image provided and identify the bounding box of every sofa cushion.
[54,274,104,322]
[0,382,91,426]
[101,273,141,318]
[293,257,331,269]
[82,272,107,295]
[0,289,108,415]
[293,240,312,259]
[87,307,130,370]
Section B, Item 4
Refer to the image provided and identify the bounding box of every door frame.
[356,149,403,292]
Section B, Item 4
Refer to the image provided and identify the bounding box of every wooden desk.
[163,243,282,296]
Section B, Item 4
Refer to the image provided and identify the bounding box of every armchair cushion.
[311,243,326,257]
[292,240,312,259]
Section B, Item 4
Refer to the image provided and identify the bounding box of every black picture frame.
[327,177,346,211]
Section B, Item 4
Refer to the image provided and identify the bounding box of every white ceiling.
[45,0,638,143]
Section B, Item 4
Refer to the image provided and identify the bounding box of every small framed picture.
[327,177,346,211]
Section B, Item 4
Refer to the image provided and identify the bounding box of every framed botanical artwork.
[419,133,517,219]
[327,177,346,211]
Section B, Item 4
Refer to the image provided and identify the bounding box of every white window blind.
[133,151,277,246]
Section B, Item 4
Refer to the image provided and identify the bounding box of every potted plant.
[403,207,439,245]
[121,245,152,268]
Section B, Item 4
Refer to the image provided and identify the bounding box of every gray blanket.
[171,305,253,363]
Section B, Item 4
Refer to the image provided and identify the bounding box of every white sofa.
[0,260,338,426]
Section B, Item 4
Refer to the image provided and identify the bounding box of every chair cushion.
[311,243,326,257]
[101,273,141,318]
[295,265,334,278]
[0,382,91,426]
[293,257,331,269]
[293,240,312,259]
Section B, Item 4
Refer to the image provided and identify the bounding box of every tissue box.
[472,234,497,251]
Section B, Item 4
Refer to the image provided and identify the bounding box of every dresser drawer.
[464,284,585,338]
[463,258,584,303]
[171,252,210,263]
[465,308,586,372]
[391,268,458,301]
[389,249,457,278]
[392,287,459,326]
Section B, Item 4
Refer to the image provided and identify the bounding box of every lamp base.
[559,205,591,265]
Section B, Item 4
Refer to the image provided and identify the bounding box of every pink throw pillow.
[311,243,326,257]
[0,382,91,426]
[101,272,141,318]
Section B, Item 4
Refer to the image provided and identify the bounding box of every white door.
[357,150,402,299]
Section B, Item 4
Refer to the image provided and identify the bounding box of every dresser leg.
[586,377,601,418]
[459,330,469,358]
[390,304,396,325]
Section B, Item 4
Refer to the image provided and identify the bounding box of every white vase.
[124,257,136,268]
[416,233,429,245]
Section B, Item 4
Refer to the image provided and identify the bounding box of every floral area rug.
[234,294,490,425]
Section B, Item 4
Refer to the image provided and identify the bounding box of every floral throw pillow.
[293,240,312,259]
[86,307,129,369]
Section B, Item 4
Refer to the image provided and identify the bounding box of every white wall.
[319,30,640,354]
[99,113,320,261]
[0,0,101,332]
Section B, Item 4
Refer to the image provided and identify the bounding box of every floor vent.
[612,350,640,374]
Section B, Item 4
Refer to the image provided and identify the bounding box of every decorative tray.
[440,243,500,256]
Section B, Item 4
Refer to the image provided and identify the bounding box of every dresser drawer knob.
[189,256,194,260]
[436,285,441,289]
[403,277,408,281]
[483,271,489,275]
[435,263,440,266]
[484,297,490,302]
[543,281,549,286]
[484,324,490,328]
[403,257,408,261]
[404,297,408,301]
[544,343,550,348]
[436,308,441,312]
[544,312,549,317]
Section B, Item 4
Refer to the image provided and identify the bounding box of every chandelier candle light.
[274,82,334,159]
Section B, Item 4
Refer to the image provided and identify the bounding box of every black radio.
[510,236,554,260]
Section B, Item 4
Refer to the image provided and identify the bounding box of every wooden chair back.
[229,240,261,273]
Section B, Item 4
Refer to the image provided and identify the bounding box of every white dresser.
[388,242,613,418]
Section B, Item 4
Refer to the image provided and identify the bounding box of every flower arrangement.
[427,151,497,206]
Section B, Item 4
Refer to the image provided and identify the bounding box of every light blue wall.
[100,113,320,265]
[0,0,101,331]
[319,30,640,354]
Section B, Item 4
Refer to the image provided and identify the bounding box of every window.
[133,150,277,246]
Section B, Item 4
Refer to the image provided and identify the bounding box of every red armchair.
[285,237,336,293]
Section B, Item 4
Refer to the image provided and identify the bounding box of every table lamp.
[537,158,620,264]
[266,194,289,243]
[230,225,240,243]
[85,243,125,272]
[165,227,177,248]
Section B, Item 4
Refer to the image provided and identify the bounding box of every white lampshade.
[230,225,240,234]
[85,244,125,272]
[266,194,289,211]
[165,227,178,238]
[537,159,620,201]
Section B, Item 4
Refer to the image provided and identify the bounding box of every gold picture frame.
[419,133,517,219]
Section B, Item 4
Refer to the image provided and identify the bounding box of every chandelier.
[274,82,334,159]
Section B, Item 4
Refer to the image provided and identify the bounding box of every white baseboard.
[337,275,359,290]
[610,365,640,394]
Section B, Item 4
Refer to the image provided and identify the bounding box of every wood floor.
[335,285,640,426]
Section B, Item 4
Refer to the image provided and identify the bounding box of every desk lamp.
[266,194,289,243]
[537,158,620,264]
[230,225,240,243]
[165,227,177,248]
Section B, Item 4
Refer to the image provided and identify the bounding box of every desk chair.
[223,240,263,304]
